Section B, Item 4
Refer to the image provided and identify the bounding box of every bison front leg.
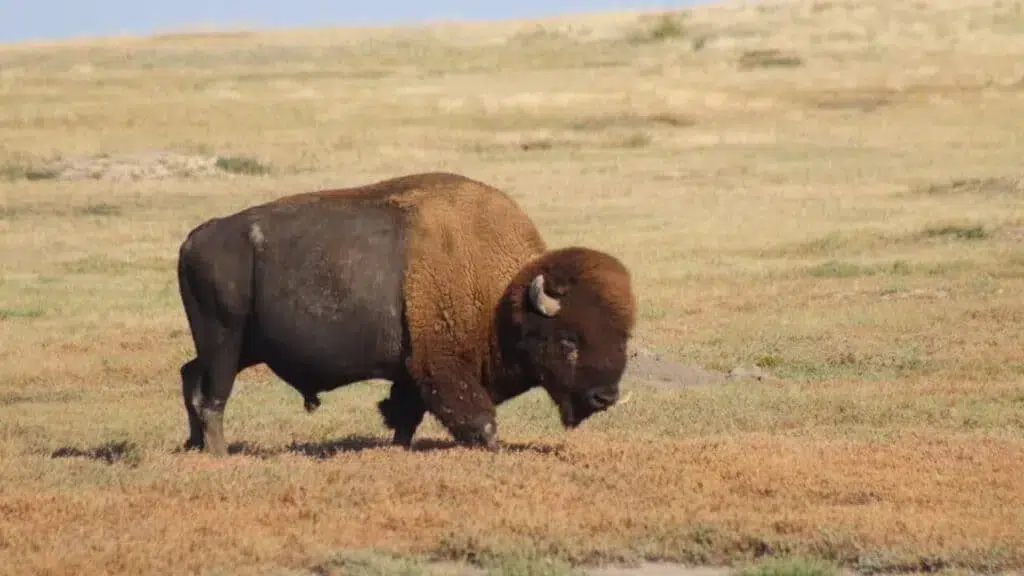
[378,378,427,449]
[420,377,499,451]
[447,410,498,451]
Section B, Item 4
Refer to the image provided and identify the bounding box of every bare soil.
[36,151,222,181]
[626,345,772,388]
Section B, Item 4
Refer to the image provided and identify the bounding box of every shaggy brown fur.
[398,177,550,432]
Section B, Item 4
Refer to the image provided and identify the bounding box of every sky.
[0,0,708,45]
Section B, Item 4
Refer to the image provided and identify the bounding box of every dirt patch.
[41,151,222,182]
[625,345,773,388]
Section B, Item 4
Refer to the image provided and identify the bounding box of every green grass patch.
[628,12,689,44]
[0,161,60,182]
[484,553,582,576]
[738,49,804,70]
[0,307,45,320]
[310,550,434,575]
[735,556,840,576]
[921,223,988,240]
[214,155,272,175]
[803,259,933,278]
[73,203,123,217]
[805,260,868,278]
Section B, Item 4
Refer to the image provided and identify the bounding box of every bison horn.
[528,274,562,317]
[615,391,633,406]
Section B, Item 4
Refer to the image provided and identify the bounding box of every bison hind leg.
[378,379,426,449]
[180,358,206,451]
[187,329,245,458]
[303,393,321,413]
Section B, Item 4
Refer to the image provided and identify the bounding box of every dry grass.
[2,0,1024,574]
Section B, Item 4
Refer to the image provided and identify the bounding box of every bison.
[176,171,636,456]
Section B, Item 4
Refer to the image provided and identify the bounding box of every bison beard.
[176,172,636,456]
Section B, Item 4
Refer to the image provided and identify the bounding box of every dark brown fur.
[176,172,636,455]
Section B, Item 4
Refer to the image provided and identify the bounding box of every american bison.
[176,172,636,456]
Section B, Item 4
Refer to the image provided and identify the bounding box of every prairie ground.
[1,0,1023,574]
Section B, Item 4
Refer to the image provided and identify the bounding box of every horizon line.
[0,1,719,49]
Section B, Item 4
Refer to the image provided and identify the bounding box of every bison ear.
[528,274,562,317]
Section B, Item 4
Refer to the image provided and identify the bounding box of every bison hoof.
[303,395,321,413]
[393,429,416,449]
[182,436,204,451]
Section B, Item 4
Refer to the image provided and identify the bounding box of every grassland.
[1,0,1023,574]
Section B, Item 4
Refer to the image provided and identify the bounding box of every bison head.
[496,246,637,428]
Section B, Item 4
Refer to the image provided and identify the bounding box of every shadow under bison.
[47,350,769,466]
[48,435,570,465]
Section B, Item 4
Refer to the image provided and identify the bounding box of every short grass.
[2,0,1024,574]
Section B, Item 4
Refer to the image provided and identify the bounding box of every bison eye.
[559,337,578,365]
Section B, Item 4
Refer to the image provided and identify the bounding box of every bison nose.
[588,388,618,409]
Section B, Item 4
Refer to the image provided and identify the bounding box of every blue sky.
[1,0,709,44]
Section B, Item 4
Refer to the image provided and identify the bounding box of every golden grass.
[2,0,1024,574]
[3,433,1023,574]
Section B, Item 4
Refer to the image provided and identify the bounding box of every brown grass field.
[2,0,1024,574]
